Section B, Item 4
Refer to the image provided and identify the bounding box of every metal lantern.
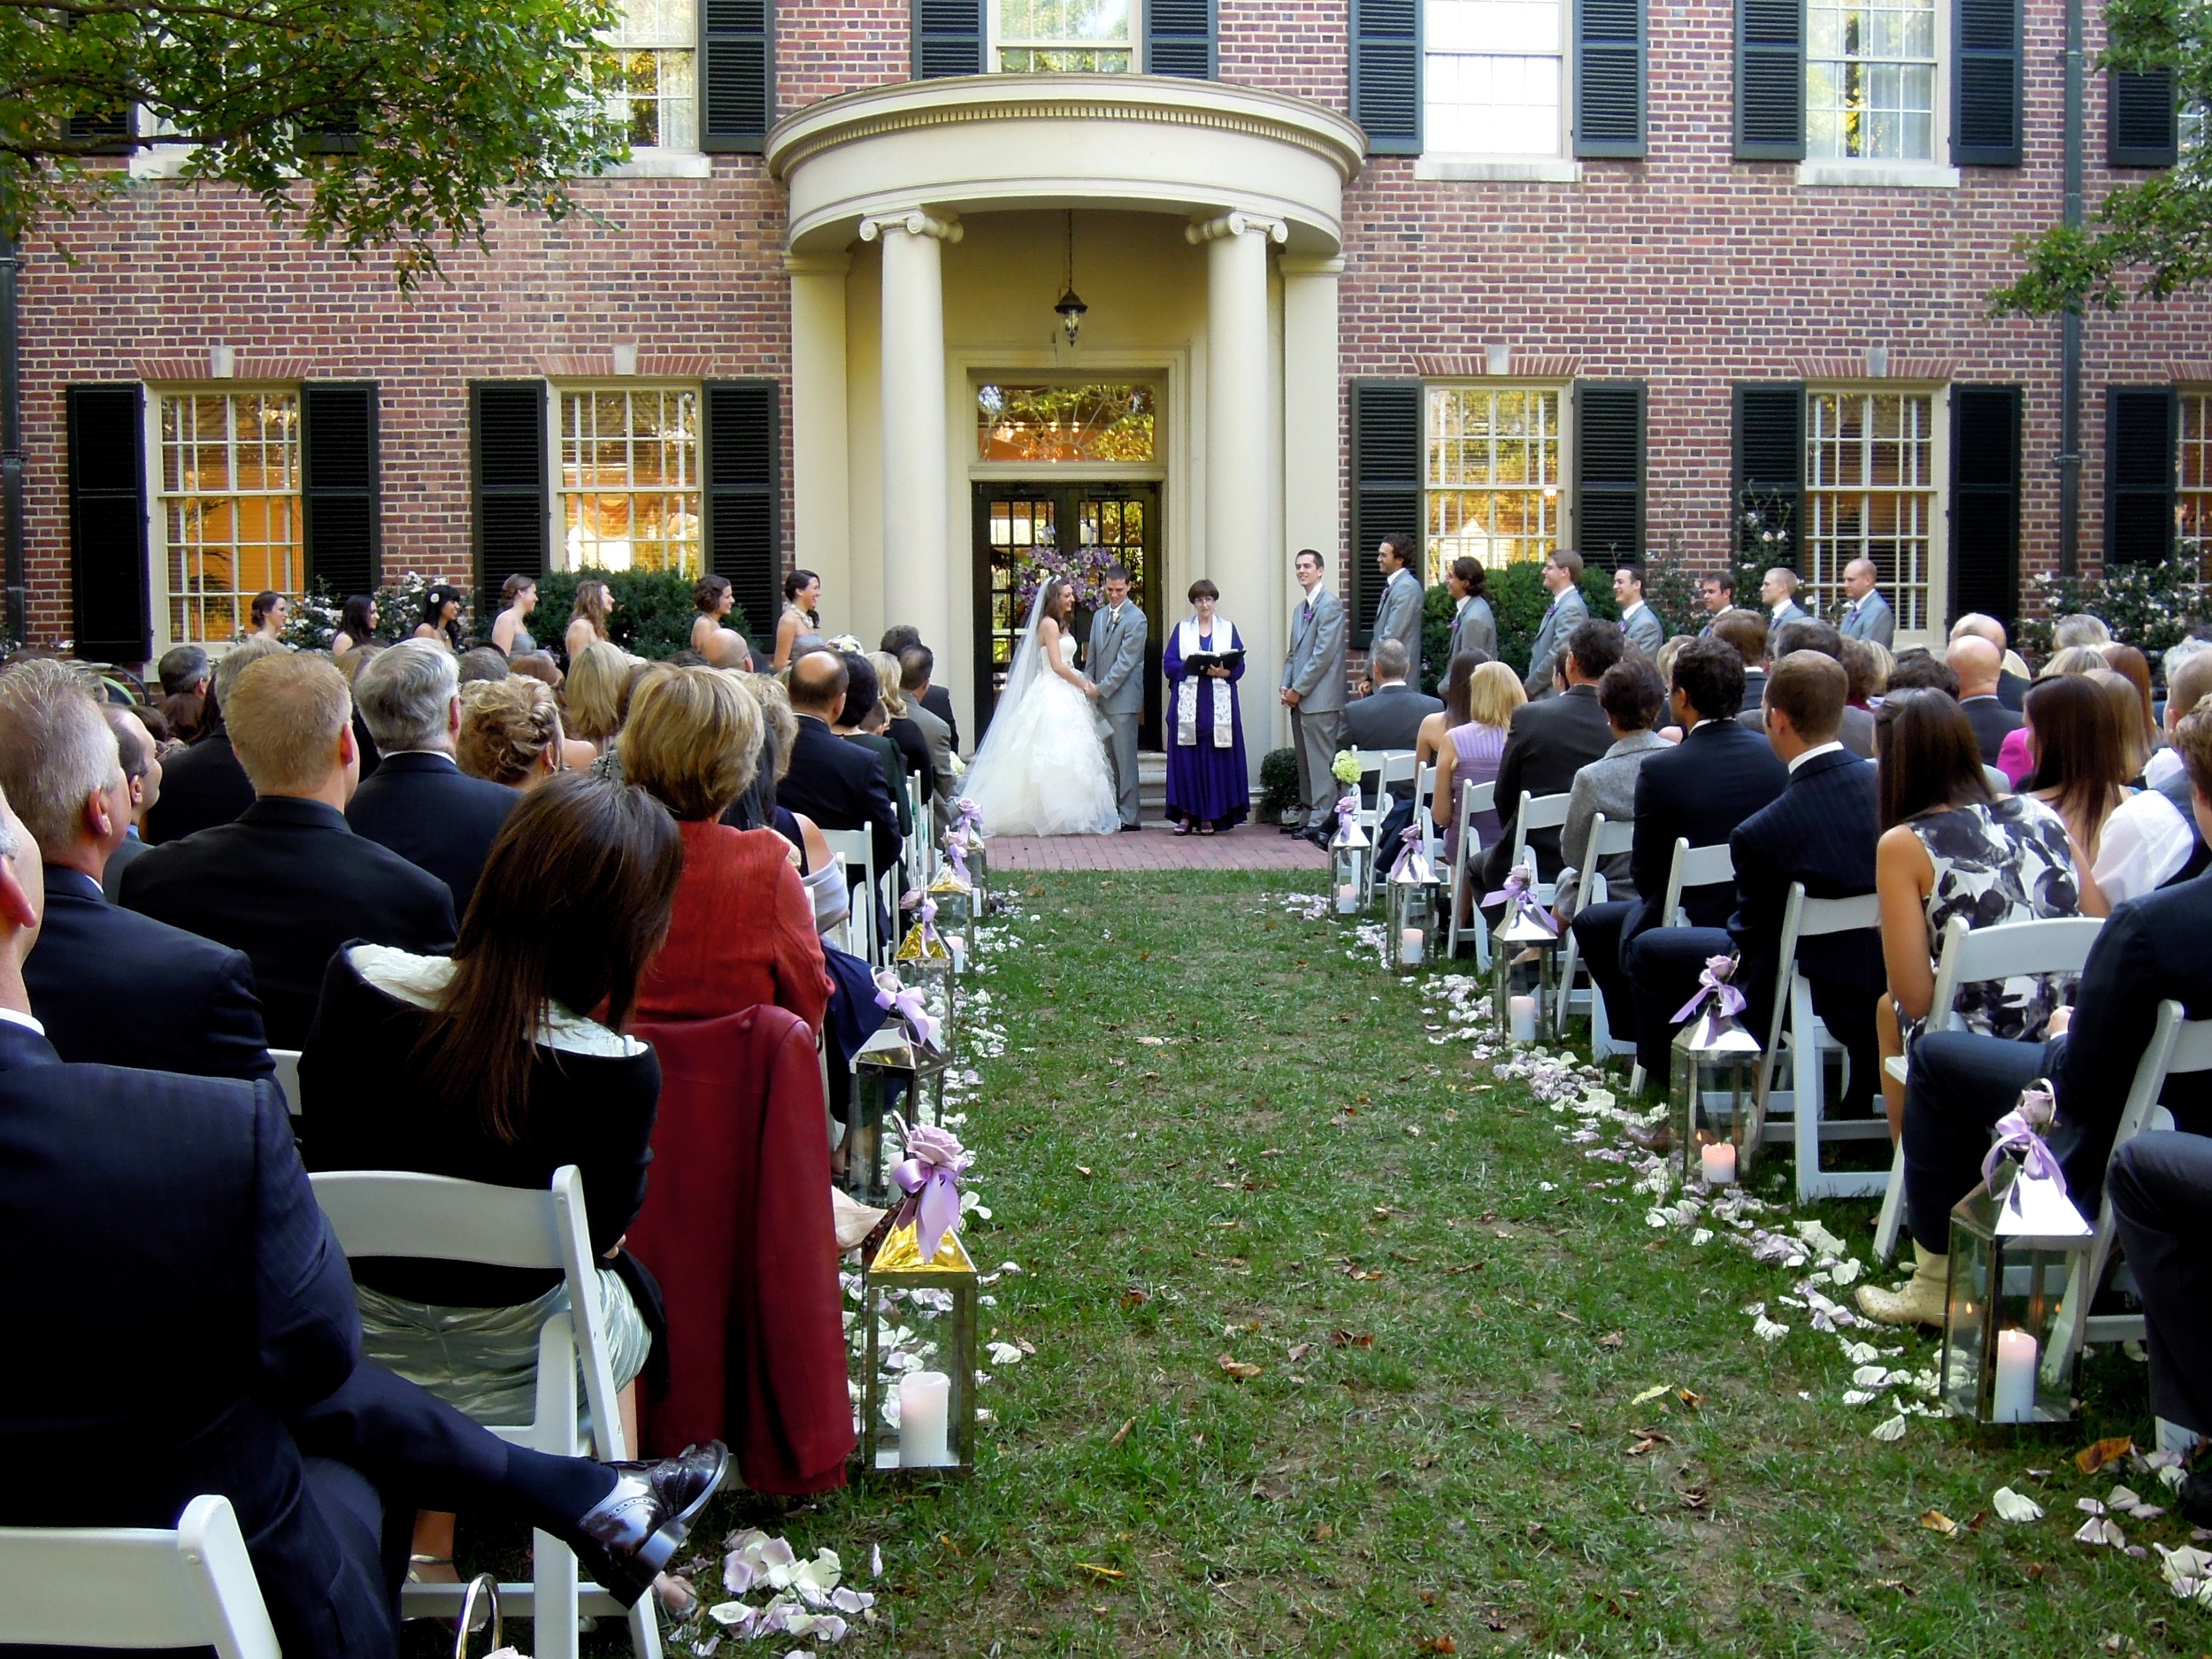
[1488,866,1560,1039]
[859,1210,979,1478]
[845,980,952,1202]
[1330,800,1371,915]
[926,861,978,976]
[894,919,956,1037]
[1669,1010,1763,1186]
[1385,835,1443,971]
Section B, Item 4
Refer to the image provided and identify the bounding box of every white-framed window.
[154,388,303,646]
[1424,384,1565,583]
[1808,0,1938,162]
[1423,0,1567,157]
[557,386,703,575]
[2180,392,2212,575]
[602,0,696,149]
[991,0,1136,73]
[1802,388,1942,634]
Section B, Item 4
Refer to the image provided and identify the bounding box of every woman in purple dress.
[1163,580,1248,834]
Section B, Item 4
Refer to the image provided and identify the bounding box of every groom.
[1087,566,1148,831]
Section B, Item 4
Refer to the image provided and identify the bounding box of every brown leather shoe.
[1622,1120,1674,1156]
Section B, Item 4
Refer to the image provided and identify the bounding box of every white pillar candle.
[1400,928,1425,965]
[1993,1328,2039,1423]
[897,1371,953,1467]
[1509,995,1537,1042]
[1336,883,1359,913]
[945,935,965,975]
[1701,1141,1737,1185]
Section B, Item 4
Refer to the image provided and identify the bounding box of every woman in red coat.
[624,668,831,1032]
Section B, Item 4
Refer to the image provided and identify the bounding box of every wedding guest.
[1523,548,1590,700]
[2022,671,2131,872]
[881,626,962,749]
[724,676,847,937]
[780,649,901,877]
[1710,609,1770,710]
[2102,644,2160,764]
[567,639,634,764]
[2055,612,2113,649]
[626,668,830,1033]
[872,649,937,803]
[508,649,563,691]
[1163,579,1249,835]
[1839,635,1886,710]
[142,635,285,844]
[1342,638,1441,754]
[0,661,270,1079]
[489,572,540,657]
[566,578,614,664]
[1431,658,1525,876]
[1697,572,1736,634]
[246,589,289,642]
[833,651,911,841]
[98,703,160,897]
[1953,612,2032,709]
[158,642,211,701]
[457,644,509,686]
[773,569,822,671]
[413,583,466,650]
[121,653,457,1048]
[1945,634,2023,764]
[1613,563,1665,657]
[1838,557,1895,649]
[2146,649,2212,791]
[1445,557,1496,664]
[2110,1133,2212,1476]
[1369,532,1426,690]
[899,646,960,820]
[346,640,520,916]
[693,572,755,669]
[457,675,566,792]
[1741,618,1874,758]
[1886,648,1962,698]
[1281,549,1348,846]
[1485,619,1622,888]
[1761,566,1811,627]
[332,594,378,656]
[1553,657,1669,918]
[159,687,206,742]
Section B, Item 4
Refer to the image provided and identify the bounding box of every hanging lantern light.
[1054,210,1087,349]
[1384,827,1442,971]
[860,1116,979,1478]
[1666,955,1763,1185]
[1486,863,1560,1041]
[1329,793,1371,914]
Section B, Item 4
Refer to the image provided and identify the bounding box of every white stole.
[1174,614,1238,748]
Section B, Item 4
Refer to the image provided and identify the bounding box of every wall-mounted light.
[1054,210,1087,349]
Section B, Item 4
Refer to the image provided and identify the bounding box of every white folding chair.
[1871,913,2108,1262]
[1415,761,1443,868]
[1625,838,1739,1095]
[1446,779,1496,969]
[310,1166,660,1659]
[270,1048,303,1116]
[1356,749,1417,899]
[1750,885,1888,1199]
[1504,790,1573,908]
[0,1494,279,1659]
[1553,812,1636,1056]
[819,827,882,964]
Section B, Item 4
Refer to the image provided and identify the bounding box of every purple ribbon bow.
[949,798,983,849]
[873,970,943,1055]
[1671,953,1747,1024]
[902,887,941,940]
[1481,864,1559,935]
[1390,825,1425,879]
[1333,792,1360,837]
[945,838,971,887]
[889,1118,968,1263]
[1983,1082,2069,1193]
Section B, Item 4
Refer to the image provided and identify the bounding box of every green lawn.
[569,869,2191,1656]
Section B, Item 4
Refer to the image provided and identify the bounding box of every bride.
[964,579,1122,836]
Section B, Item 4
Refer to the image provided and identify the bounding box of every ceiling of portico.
[765,73,1364,257]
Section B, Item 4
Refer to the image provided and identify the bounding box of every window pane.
[600,0,695,147]
[1425,386,1562,581]
[998,0,1130,42]
[557,387,702,575]
[1808,0,1936,160]
[156,389,303,646]
[1803,391,1936,632]
[976,383,1156,462]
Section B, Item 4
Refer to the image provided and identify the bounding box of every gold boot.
[1855,1242,1949,1328]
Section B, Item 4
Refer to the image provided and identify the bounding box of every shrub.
[281,582,346,651]
[1486,562,1622,682]
[533,567,751,664]
[2017,562,2211,671]
[374,570,477,647]
[1257,746,1302,823]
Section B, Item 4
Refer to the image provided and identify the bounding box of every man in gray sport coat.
[1837,558,1896,649]
[1613,561,1666,657]
[1086,566,1148,830]
[1525,548,1592,699]
[1281,548,1348,841]
[1368,533,1426,689]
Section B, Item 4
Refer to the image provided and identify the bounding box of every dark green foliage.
[2016,558,2212,665]
[1645,540,1714,642]
[533,567,749,664]
[1256,747,1302,823]
[1419,583,1456,695]
[1487,562,1622,680]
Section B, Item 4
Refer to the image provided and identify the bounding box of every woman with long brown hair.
[566,578,615,664]
[961,576,1119,835]
[2023,670,2132,867]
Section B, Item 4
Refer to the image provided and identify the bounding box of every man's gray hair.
[2055,613,2113,649]
[353,638,460,752]
[212,636,288,705]
[157,643,211,696]
[1371,639,1411,681]
[0,659,122,855]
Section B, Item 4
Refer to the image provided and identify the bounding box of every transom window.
[2180,393,2212,577]
[1808,0,1937,161]
[976,383,1156,462]
[157,390,302,645]
[602,0,695,149]
[557,388,702,574]
[1425,386,1563,581]
[1424,0,1565,156]
[994,0,1133,72]
[1802,389,1937,632]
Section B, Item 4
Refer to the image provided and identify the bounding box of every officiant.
[1163,580,1248,835]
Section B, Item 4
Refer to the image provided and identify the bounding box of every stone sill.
[126,146,716,183]
[1795,160,1961,188]
[1414,156,1583,183]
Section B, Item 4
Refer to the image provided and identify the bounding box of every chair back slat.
[312,1169,566,1269]
[1658,838,1735,926]
[270,1048,303,1116]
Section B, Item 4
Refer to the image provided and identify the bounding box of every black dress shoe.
[2180,1470,2212,1528]
[575,1440,730,1602]
[1279,822,1303,836]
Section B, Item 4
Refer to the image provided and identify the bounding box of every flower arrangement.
[1012,529,1127,618]
[1331,749,1363,786]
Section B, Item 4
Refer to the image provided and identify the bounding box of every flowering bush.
[2017,562,2211,664]
[280,583,346,651]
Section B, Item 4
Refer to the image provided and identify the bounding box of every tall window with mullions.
[1425,386,1563,583]
[557,388,703,575]
[1802,390,1938,631]
[1808,0,1937,160]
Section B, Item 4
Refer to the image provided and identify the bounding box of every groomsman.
[1614,563,1665,657]
[1524,549,1591,698]
[1086,566,1148,831]
[1369,533,1425,687]
[1697,572,1736,636]
[1837,558,1895,649]
[1281,549,1348,844]
[1762,566,1812,628]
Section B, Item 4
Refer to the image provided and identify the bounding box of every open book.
[1180,649,1245,675]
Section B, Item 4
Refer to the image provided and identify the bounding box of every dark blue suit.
[142,731,255,845]
[344,751,518,920]
[777,714,902,878]
[24,866,273,1079]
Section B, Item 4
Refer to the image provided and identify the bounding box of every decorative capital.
[858,211,964,244]
[1185,211,1288,246]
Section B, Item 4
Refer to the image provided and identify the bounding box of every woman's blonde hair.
[2039,645,2107,681]
[1463,660,1528,730]
[752,672,799,783]
[620,665,764,820]
[870,650,909,720]
[565,641,633,743]
[457,677,564,787]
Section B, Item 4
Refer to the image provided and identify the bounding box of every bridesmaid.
[1162,580,1248,835]
[773,568,822,670]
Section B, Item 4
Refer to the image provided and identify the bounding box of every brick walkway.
[988,821,1330,872]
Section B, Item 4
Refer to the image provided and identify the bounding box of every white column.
[785,252,851,622]
[1189,211,1285,783]
[859,210,961,659]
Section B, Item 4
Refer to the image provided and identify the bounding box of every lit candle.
[1401,927,1425,965]
[1701,1141,1737,1185]
[1336,883,1359,913]
[897,1371,953,1467]
[1993,1328,2038,1423]
[1509,995,1537,1042]
[945,935,966,975]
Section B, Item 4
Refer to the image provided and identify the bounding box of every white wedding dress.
[964,606,1121,837]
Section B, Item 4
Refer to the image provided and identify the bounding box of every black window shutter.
[913,0,983,77]
[2108,387,2178,565]
[1576,0,1646,157]
[66,385,150,663]
[1952,0,2022,165]
[1351,0,1421,156]
[702,0,772,151]
[470,382,549,619]
[1949,385,2022,629]
[702,380,780,645]
[1732,383,1805,561]
[1736,0,1805,159]
[1148,0,1215,76]
[1349,380,1423,649]
[302,382,381,600]
[1574,381,1646,564]
[2109,69,2180,167]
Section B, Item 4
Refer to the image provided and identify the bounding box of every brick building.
[19,0,2207,757]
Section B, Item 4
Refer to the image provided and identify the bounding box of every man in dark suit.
[779,649,902,877]
[1484,620,1622,889]
[99,703,159,897]
[1946,634,2022,765]
[1738,618,1876,759]
[143,636,288,844]
[345,640,518,917]
[1341,639,1443,752]
[882,625,961,752]
[2109,1132,2212,1489]
[1709,609,1770,715]
[122,653,457,1049]
[0,779,727,1657]
[1952,613,2030,710]
[1859,703,2212,1328]
[0,661,272,1079]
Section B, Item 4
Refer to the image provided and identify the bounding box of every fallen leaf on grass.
[1678,1486,1710,1510]
[1631,1383,1673,1406]
[1992,1486,2046,1523]
[1109,1418,1134,1447]
[1073,1563,1125,1580]
[2077,1436,2134,1475]
[1287,1342,1317,1362]
[1676,1388,1704,1408]
[1121,1289,1151,1309]
[1217,1354,1263,1379]
[1330,1331,1375,1348]
[1919,1509,1960,1538]
[1076,1166,1094,1179]
[1599,1331,1625,1348]
[1417,1640,1457,1655]
[1627,1429,1670,1457]
[1875,1578,1916,1595]
[1310,1525,1334,1541]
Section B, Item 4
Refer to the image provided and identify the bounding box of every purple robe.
[1162,621,1249,828]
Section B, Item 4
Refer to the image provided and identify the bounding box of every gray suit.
[1770,600,1812,629]
[1282,586,1348,830]
[1369,568,1425,685]
[907,697,960,825]
[1619,601,1665,657]
[1448,595,1497,664]
[1087,601,1148,828]
[1839,590,1896,649]
[1524,587,1591,699]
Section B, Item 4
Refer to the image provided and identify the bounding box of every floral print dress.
[1901,794,2083,1050]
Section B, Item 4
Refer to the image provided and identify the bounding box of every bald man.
[1951,612,2031,709]
[779,649,902,876]
[1946,634,2023,765]
[1837,558,1894,649]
